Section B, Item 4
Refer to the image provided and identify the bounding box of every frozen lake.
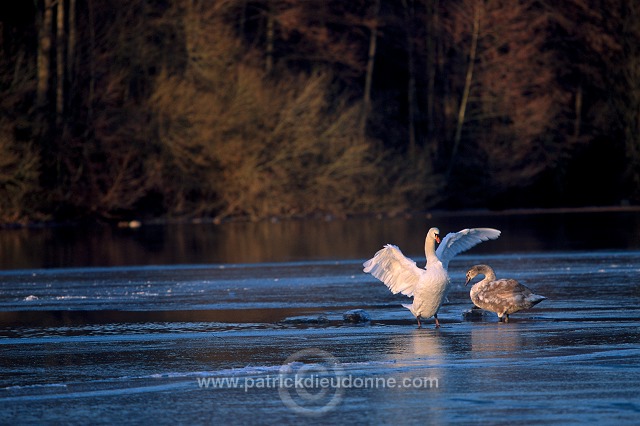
[1,211,640,423]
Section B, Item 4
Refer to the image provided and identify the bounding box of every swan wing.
[436,228,501,269]
[476,279,546,310]
[477,279,525,301]
[363,244,422,297]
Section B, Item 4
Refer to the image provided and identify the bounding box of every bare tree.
[56,0,65,123]
[360,0,380,139]
[443,0,564,192]
[619,3,640,197]
[402,0,417,154]
[447,0,479,178]
[424,0,441,146]
[36,0,53,111]
[551,0,639,201]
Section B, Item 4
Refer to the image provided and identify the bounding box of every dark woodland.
[1,0,639,224]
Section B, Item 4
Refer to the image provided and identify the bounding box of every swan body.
[465,264,546,322]
[363,227,501,327]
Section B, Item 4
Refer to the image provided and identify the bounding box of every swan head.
[465,264,493,286]
[427,227,441,244]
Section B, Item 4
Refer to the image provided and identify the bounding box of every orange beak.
[435,235,441,244]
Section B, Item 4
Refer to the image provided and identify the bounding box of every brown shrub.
[150,20,425,220]
[0,120,41,223]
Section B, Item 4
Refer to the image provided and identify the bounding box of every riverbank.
[3,204,640,230]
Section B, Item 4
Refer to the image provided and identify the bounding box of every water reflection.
[470,323,524,357]
[392,329,445,364]
[390,329,445,397]
[1,210,639,269]
[359,329,446,424]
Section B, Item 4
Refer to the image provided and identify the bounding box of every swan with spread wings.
[363,227,501,327]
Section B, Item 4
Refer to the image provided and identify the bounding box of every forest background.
[1,0,639,225]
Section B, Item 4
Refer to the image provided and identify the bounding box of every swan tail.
[527,294,547,306]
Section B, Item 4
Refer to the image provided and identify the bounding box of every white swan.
[465,264,546,322]
[363,227,501,327]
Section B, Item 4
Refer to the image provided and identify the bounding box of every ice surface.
[1,251,639,424]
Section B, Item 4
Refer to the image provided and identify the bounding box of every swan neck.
[482,268,497,281]
[425,235,438,262]
[470,275,491,297]
[470,270,496,297]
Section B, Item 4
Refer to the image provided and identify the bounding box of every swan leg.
[416,316,422,328]
[504,314,510,323]
[434,314,440,328]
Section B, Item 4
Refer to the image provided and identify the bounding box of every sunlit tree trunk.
[402,0,416,155]
[87,0,96,122]
[573,85,582,140]
[425,0,439,146]
[67,0,76,105]
[67,0,76,68]
[360,0,380,139]
[447,1,479,178]
[265,9,274,73]
[37,0,53,110]
[56,0,65,123]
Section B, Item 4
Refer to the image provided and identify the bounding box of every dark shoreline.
[2,204,639,230]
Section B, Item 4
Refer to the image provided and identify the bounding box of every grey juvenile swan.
[465,264,546,322]
[363,227,501,328]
